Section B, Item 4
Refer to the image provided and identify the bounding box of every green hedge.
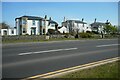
[79,33,93,38]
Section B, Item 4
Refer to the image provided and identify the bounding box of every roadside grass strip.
[24,57,119,80]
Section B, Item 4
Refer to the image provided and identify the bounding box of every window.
[32,20,36,26]
[23,28,26,33]
[23,19,27,24]
[11,30,14,34]
[51,24,55,27]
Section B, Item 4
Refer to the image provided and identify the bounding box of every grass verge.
[60,61,119,78]
[2,37,117,44]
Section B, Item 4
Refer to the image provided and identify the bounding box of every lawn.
[60,61,119,78]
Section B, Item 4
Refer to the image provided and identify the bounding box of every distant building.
[15,15,58,35]
[90,19,110,34]
[59,17,91,33]
[1,28,17,36]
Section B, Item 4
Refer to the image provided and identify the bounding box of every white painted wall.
[58,26,68,33]
[1,29,17,36]
[16,19,20,35]
[27,20,40,35]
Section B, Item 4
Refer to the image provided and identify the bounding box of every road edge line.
[24,57,119,80]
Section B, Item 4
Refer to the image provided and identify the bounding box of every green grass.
[2,37,118,44]
[2,38,79,44]
[60,61,119,78]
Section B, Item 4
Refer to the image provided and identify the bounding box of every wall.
[58,26,68,33]
[27,20,40,35]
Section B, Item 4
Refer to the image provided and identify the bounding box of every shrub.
[79,33,93,38]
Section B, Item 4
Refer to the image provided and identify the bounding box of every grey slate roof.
[48,20,58,25]
[15,15,44,20]
[65,20,87,24]
[15,15,58,25]
[91,22,106,28]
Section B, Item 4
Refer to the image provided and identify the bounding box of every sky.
[1,2,118,27]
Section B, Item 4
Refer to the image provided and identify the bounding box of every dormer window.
[32,20,36,26]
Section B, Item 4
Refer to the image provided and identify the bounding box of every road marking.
[24,57,119,79]
[18,48,78,56]
[96,44,120,47]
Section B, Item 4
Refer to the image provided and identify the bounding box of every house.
[0,23,17,36]
[90,19,110,34]
[60,17,91,34]
[15,15,58,35]
[58,26,68,33]
[1,28,17,36]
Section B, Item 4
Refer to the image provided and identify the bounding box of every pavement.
[2,39,119,78]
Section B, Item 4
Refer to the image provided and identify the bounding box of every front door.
[31,28,36,35]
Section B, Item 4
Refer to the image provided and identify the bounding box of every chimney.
[49,17,51,21]
[64,17,66,22]
[82,18,84,22]
[44,15,47,19]
[94,18,97,23]
[106,20,109,23]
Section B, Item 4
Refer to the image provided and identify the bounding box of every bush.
[64,33,70,38]
[79,33,93,38]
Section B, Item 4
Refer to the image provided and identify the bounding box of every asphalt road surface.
[2,39,119,78]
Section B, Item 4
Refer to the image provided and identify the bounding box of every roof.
[15,15,58,25]
[91,22,106,28]
[48,20,58,25]
[15,15,44,20]
[63,20,87,24]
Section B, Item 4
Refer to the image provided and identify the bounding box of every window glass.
[51,24,55,27]
[32,20,36,26]
[11,30,14,34]
[23,19,27,24]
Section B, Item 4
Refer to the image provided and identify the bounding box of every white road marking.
[96,44,120,47]
[18,48,78,56]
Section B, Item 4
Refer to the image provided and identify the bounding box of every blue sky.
[2,2,118,27]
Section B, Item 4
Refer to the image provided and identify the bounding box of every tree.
[104,25,118,34]
[0,22,10,29]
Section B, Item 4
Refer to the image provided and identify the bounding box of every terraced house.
[15,15,58,35]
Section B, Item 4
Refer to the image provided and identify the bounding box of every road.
[2,39,119,78]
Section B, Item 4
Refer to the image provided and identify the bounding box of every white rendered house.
[60,18,91,33]
[15,15,58,35]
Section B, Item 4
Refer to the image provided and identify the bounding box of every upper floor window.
[51,24,55,27]
[32,20,36,26]
[23,19,27,24]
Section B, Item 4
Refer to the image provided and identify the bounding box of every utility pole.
[44,15,47,35]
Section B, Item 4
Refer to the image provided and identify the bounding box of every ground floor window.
[4,30,7,35]
[11,30,14,34]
